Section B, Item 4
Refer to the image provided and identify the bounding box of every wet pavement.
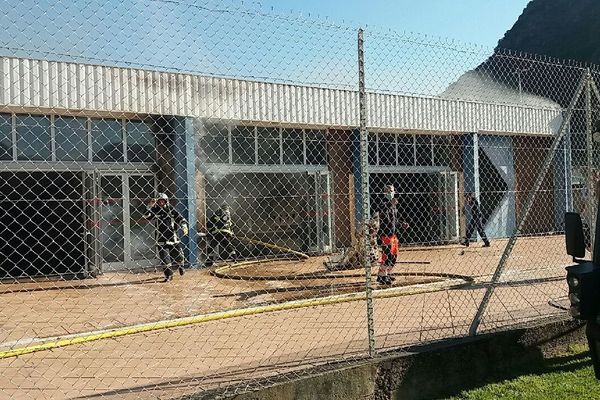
[0,236,572,399]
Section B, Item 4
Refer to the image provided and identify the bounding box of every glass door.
[99,175,125,270]
[83,171,101,276]
[92,172,157,272]
[128,175,157,266]
[308,170,332,253]
[316,171,332,253]
[437,171,459,242]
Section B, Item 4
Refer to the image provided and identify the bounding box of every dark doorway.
[204,172,331,254]
[0,172,85,278]
[370,172,458,245]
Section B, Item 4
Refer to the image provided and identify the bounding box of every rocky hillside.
[497,0,600,64]
[473,0,600,107]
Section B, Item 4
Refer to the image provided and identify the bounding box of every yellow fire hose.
[0,277,469,360]
[211,235,474,284]
[0,236,471,360]
[234,235,310,260]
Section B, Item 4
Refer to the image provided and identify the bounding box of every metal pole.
[587,69,595,257]
[468,73,587,336]
[566,121,574,211]
[358,28,376,357]
[518,72,523,103]
[588,76,600,107]
[589,75,600,264]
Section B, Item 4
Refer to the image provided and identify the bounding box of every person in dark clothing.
[372,184,409,285]
[205,203,236,267]
[143,193,189,282]
[461,193,490,248]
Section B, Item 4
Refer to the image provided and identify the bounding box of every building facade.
[0,56,565,278]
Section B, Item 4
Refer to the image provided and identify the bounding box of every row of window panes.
[368,133,451,167]
[569,131,587,152]
[0,114,154,163]
[200,124,327,165]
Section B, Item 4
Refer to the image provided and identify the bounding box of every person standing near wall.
[461,192,490,248]
[144,193,189,282]
[205,203,236,267]
[373,184,409,285]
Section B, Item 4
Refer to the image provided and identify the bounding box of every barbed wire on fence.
[0,1,598,399]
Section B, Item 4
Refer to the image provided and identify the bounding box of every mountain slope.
[462,0,600,107]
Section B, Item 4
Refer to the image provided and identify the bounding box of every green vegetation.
[447,345,600,400]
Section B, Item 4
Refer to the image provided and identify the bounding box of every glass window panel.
[232,125,255,165]
[129,175,156,261]
[100,175,124,262]
[570,131,586,151]
[16,115,51,161]
[398,134,415,166]
[572,149,587,169]
[126,120,154,163]
[92,119,124,162]
[201,121,229,164]
[416,135,433,166]
[306,130,327,165]
[378,133,397,166]
[282,128,304,165]
[368,132,377,166]
[257,127,280,165]
[0,113,11,160]
[433,135,451,167]
[55,116,88,161]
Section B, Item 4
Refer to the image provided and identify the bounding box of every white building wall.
[0,56,562,135]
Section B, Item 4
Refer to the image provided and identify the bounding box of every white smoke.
[440,70,561,109]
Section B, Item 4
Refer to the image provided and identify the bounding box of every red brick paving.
[0,236,573,399]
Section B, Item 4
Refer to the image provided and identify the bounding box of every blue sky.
[0,0,531,95]
[255,0,531,48]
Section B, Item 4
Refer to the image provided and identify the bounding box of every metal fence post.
[586,68,595,256]
[468,72,588,336]
[358,27,376,357]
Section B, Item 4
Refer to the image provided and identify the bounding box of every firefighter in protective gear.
[143,193,188,282]
[460,193,490,248]
[373,184,409,285]
[205,203,236,267]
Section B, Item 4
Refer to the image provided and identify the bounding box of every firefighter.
[144,193,189,282]
[373,184,409,285]
[461,192,490,248]
[205,203,236,267]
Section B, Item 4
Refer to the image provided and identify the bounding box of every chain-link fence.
[0,1,598,398]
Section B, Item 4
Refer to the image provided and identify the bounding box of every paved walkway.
[0,236,572,399]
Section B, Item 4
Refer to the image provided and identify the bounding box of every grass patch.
[447,344,600,399]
